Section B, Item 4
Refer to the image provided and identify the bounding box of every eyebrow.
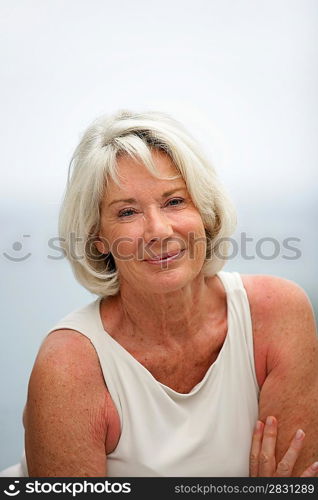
[107,187,187,207]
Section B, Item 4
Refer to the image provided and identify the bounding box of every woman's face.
[96,150,207,294]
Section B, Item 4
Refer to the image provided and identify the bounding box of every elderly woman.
[20,111,318,477]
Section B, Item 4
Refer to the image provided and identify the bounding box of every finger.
[259,416,277,477]
[275,429,305,477]
[250,420,264,477]
[300,462,318,478]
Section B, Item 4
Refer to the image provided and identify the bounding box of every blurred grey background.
[1,0,317,470]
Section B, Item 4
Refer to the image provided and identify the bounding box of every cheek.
[102,223,140,254]
[111,238,138,263]
[180,213,206,238]
[187,217,207,257]
[109,228,145,265]
[188,234,206,261]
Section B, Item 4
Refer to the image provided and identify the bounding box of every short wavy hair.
[59,110,237,296]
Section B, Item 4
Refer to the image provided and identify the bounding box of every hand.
[249,416,318,477]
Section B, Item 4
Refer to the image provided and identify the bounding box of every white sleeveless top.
[23,271,260,477]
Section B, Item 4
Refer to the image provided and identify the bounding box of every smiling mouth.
[144,249,185,264]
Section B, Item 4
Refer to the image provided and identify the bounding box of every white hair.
[59,110,237,296]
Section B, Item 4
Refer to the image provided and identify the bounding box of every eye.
[118,208,137,218]
[166,197,185,207]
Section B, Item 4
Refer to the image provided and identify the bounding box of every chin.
[143,266,201,294]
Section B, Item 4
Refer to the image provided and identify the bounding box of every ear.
[94,236,110,255]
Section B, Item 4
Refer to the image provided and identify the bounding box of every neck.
[115,273,222,347]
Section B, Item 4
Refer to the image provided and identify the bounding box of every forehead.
[106,151,185,196]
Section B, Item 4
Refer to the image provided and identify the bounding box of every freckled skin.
[242,274,318,475]
[24,152,318,476]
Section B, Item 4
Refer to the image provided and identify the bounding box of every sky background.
[1,0,317,470]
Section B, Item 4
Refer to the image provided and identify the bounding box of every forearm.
[258,372,318,475]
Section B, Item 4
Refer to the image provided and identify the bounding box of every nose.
[143,208,174,244]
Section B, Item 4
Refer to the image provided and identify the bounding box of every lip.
[144,249,185,264]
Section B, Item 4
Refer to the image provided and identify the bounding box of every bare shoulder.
[27,329,110,411]
[24,330,113,476]
[241,274,316,340]
[240,274,317,386]
[241,273,315,319]
[32,329,105,383]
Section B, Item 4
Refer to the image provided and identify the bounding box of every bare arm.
[250,417,318,477]
[245,275,318,476]
[24,330,110,476]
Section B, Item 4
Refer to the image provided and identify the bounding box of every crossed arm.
[250,416,318,477]
[244,275,318,476]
